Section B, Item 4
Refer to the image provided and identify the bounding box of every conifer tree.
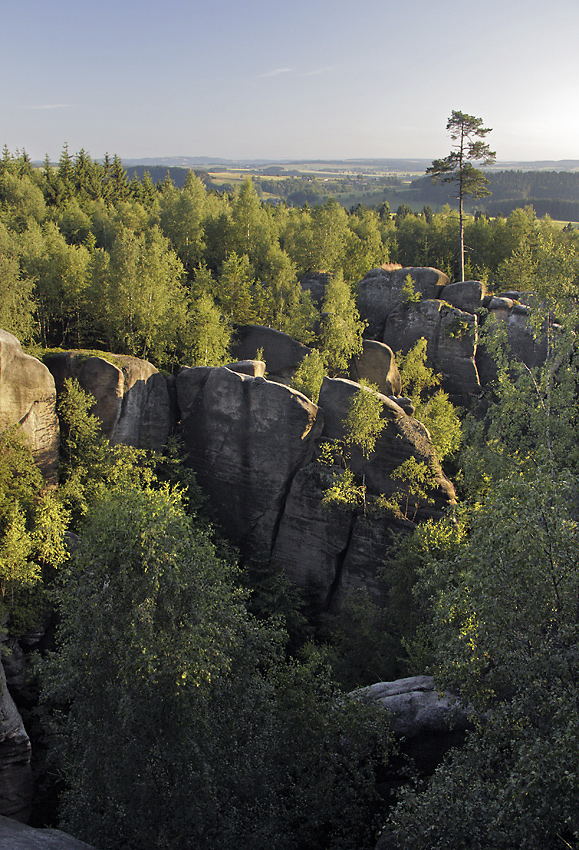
[427,111,496,281]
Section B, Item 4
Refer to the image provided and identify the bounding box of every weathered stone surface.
[0,662,32,822]
[231,325,312,383]
[44,352,172,450]
[358,676,469,738]
[442,280,487,313]
[0,331,59,481]
[383,301,481,396]
[349,340,401,396]
[176,366,323,559]
[269,462,412,610]
[318,378,455,515]
[225,359,266,378]
[269,463,357,606]
[436,306,480,396]
[0,816,97,850]
[476,302,556,385]
[357,267,449,339]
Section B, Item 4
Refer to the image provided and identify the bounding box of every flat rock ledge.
[357,675,470,737]
[0,815,97,850]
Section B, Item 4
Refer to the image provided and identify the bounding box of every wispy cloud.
[300,66,337,76]
[258,68,292,78]
[24,103,70,110]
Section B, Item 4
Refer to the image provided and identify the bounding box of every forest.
[1,144,579,850]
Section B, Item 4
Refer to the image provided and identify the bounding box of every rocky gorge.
[0,265,554,839]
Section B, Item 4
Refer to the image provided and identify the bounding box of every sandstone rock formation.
[357,267,449,339]
[357,269,555,400]
[0,331,59,481]
[349,340,401,396]
[383,300,480,396]
[317,377,455,515]
[0,661,32,823]
[299,271,331,307]
[231,325,312,384]
[44,352,172,450]
[177,365,455,609]
[176,365,324,560]
[358,676,469,738]
[0,815,97,850]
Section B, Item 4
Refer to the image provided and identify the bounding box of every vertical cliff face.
[176,365,324,561]
[44,351,173,450]
[177,366,455,609]
[0,331,59,482]
[0,657,32,823]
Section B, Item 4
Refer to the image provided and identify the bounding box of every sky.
[2,0,579,164]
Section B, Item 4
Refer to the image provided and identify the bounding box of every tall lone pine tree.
[427,110,496,281]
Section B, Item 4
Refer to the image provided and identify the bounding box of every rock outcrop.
[383,300,480,396]
[349,340,401,396]
[177,366,455,609]
[176,365,324,560]
[357,269,555,400]
[357,267,449,339]
[0,815,97,850]
[44,352,172,450]
[231,325,312,384]
[0,332,59,482]
[0,662,32,823]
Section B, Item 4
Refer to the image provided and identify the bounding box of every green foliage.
[320,589,403,689]
[381,457,438,521]
[182,291,232,366]
[320,381,385,512]
[342,379,385,460]
[40,481,393,850]
[319,271,365,374]
[397,339,462,462]
[389,472,579,849]
[291,348,326,403]
[56,379,155,526]
[0,251,35,343]
[427,110,496,280]
[0,428,69,630]
[400,272,421,303]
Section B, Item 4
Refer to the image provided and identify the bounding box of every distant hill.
[121,156,579,172]
[406,170,579,219]
[125,165,214,189]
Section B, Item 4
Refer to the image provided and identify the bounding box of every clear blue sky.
[2,0,578,163]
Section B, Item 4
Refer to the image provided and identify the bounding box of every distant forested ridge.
[409,169,579,218]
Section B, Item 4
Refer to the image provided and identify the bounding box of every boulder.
[0,815,97,849]
[0,331,59,482]
[383,301,481,397]
[357,267,449,339]
[231,325,312,383]
[44,352,172,450]
[442,280,487,313]
[176,366,323,560]
[225,360,266,378]
[0,661,32,822]
[349,340,401,396]
[359,676,469,738]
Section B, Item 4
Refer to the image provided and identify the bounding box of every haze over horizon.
[3,0,578,165]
